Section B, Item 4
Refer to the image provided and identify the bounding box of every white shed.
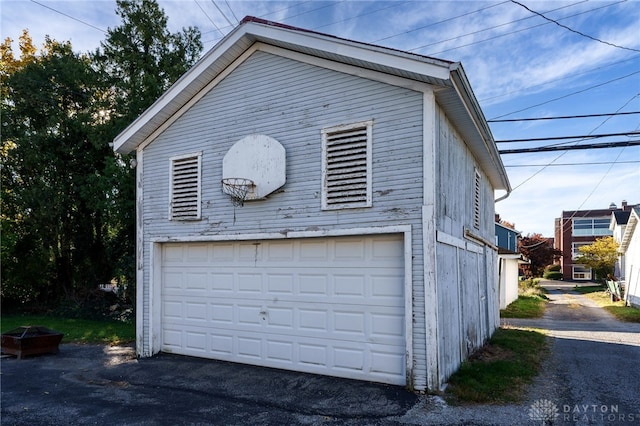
[113,17,511,392]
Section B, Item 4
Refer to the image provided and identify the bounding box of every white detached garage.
[114,17,510,392]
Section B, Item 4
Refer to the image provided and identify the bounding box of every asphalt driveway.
[4,281,640,425]
[1,343,419,425]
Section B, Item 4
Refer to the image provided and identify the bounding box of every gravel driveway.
[3,280,639,425]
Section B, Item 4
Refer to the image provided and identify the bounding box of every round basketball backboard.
[222,134,286,200]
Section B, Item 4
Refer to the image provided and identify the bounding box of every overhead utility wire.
[29,0,106,33]
[489,71,640,120]
[371,1,510,43]
[511,0,640,53]
[496,131,640,143]
[409,0,587,53]
[194,0,225,37]
[224,0,240,24]
[506,94,639,193]
[313,2,410,31]
[426,0,622,56]
[481,54,639,103]
[210,0,235,27]
[505,160,640,167]
[488,111,640,122]
[499,140,640,154]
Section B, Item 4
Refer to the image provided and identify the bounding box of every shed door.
[160,234,406,385]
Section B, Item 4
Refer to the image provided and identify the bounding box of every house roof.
[619,207,639,252]
[113,16,510,192]
[613,210,631,225]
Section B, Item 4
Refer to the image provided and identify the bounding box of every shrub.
[546,264,561,272]
[543,271,563,280]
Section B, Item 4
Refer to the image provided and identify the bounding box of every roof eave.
[446,63,510,192]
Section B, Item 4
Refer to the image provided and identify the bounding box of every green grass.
[1,315,135,345]
[446,327,548,404]
[500,279,548,319]
[573,286,640,323]
[500,295,547,318]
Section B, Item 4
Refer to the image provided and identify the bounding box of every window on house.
[169,153,201,220]
[572,265,592,280]
[473,169,481,229]
[572,242,592,259]
[321,120,372,210]
[572,218,612,236]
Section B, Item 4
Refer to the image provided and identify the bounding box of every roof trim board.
[113,17,510,191]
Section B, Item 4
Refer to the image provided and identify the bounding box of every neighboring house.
[610,209,631,279]
[113,17,511,392]
[495,219,527,309]
[554,200,633,281]
[614,207,640,308]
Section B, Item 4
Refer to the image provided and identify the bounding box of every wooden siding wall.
[139,51,430,386]
[434,106,499,384]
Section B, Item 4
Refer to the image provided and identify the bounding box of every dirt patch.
[469,345,514,362]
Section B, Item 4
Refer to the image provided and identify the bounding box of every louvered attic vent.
[170,154,201,220]
[322,121,372,210]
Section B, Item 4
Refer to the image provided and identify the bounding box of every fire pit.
[1,326,64,359]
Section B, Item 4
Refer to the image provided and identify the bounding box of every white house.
[113,17,511,392]
[614,207,640,307]
[495,222,527,310]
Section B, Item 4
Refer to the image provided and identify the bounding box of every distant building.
[495,216,528,309]
[554,200,635,281]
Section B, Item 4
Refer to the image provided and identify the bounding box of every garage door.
[160,234,406,385]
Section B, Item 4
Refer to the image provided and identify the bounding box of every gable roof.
[620,207,640,252]
[614,210,631,225]
[113,16,510,192]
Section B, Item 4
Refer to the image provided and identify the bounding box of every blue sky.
[2,0,639,236]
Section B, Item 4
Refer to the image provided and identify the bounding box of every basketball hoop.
[221,178,254,207]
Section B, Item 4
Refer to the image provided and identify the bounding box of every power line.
[29,0,106,33]
[499,140,640,154]
[194,0,224,37]
[489,72,640,120]
[488,111,640,122]
[408,0,587,54]
[224,0,240,24]
[371,1,510,44]
[419,0,622,56]
[511,0,640,53]
[210,0,235,27]
[505,160,640,167]
[496,131,640,143]
[495,87,638,193]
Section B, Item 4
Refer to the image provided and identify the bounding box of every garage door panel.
[161,235,405,385]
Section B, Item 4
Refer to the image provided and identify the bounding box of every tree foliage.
[575,237,619,281]
[1,0,202,313]
[1,35,112,305]
[518,233,562,278]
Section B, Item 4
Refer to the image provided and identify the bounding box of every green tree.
[518,233,562,277]
[575,237,619,281]
[92,0,203,301]
[1,34,112,306]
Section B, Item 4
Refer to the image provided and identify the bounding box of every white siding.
[433,105,499,384]
[140,51,427,387]
[624,221,640,308]
[137,50,501,392]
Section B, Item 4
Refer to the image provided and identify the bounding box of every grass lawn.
[1,315,135,345]
[500,279,548,319]
[446,327,548,404]
[573,286,640,323]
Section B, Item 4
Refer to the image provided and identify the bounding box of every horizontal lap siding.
[141,51,427,387]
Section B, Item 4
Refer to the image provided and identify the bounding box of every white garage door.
[161,234,406,385]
